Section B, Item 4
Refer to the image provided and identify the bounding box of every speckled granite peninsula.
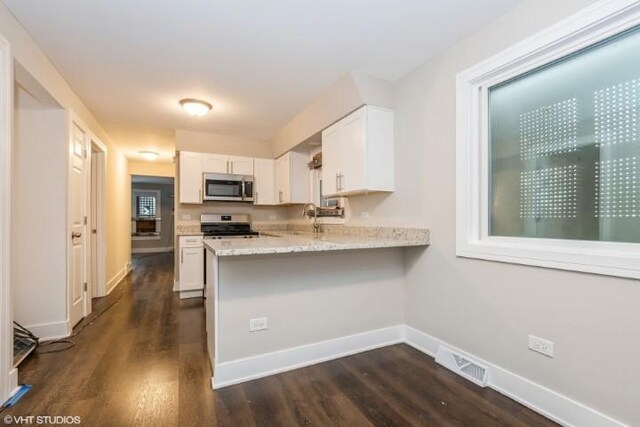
[204,225,429,256]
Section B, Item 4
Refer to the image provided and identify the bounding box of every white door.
[69,120,87,327]
[229,155,254,175]
[179,151,203,204]
[202,153,229,174]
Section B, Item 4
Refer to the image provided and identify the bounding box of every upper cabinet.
[322,105,394,197]
[179,151,203,204]
[202,154,254,175]
[254,158,277,205]
[275,151,309,205]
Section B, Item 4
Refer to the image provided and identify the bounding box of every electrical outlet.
[181,214,192,221]
[528,335,554,358]
[269,215,277,220]
[249,317,268,332]
[360,211,370,219]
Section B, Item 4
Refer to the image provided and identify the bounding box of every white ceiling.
[4,0,522,162]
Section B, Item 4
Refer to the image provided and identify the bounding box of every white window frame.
[456,0,640,279]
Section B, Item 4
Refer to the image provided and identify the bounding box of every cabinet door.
[179,151,203,204]
[180,247,204,291]
[202,154,229,174]
[338,108,366,194]
[275,154,290,204]
[321,123,341,197]
[229,155,254,175]
[254,158,276,205]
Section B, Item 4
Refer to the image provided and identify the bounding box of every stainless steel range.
[200,214,260,239]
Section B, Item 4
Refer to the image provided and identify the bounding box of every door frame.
[88,136,107,301]
[0,32,17,403]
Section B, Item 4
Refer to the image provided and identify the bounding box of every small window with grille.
[136,195,157,217]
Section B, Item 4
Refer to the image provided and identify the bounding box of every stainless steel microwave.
[203,173,254,202]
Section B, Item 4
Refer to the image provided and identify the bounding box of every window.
[489,26,640,243]
[457,2,640,279]
[136,195,157,217]
[132,190,161,219]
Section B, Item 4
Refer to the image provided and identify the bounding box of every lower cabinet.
[178,235,204,297]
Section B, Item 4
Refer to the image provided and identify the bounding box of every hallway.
[5,253,213,425]
[4,254,556,426]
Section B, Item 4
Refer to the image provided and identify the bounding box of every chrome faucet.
[301,202,320,233]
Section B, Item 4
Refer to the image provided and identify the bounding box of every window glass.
[489,26,640,243]
[136,195,157,217]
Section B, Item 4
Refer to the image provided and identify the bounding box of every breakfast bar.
[203,227,429,388]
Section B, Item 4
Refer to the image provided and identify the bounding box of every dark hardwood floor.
[5,252,557,426]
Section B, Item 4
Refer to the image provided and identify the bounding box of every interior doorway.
[131,175,175,255]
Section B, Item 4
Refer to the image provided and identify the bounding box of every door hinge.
[83,282,88,292]
[84,216,88,225]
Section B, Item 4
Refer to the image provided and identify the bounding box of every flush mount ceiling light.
[139,151,159,161]
[179,98,212,117]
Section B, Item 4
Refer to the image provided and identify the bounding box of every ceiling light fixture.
[139,151,159,161]
[180,98,212,117]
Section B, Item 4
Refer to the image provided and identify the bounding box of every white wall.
[0,31,14,404]
[0,2,131,297]
[129,160,174,178]
[176,129,273,158]
[12,95,68,335]
[381,0,638,425]
[217,248,405,362]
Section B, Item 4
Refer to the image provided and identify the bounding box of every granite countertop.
[203,228,429,257]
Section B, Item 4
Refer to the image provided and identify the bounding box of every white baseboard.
[212,324,624,426]
[403,326,625,427]
[23,319,70,341]
[131,246,174,254]
[213,325,404,389]
[7,368,18,400]
[179,290,203,299]
[106,261,132,295]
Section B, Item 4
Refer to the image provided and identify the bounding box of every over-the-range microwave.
[203,173,254,202]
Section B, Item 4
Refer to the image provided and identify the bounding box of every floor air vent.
[435,346,488,387]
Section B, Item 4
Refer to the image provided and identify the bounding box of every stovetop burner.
[200,214,260,239]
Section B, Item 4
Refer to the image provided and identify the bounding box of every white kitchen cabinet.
[229,155,254,175]
[179,235,204,295]
[202,154,254,175]
[275,151,309,204]
[321,105,394,197]
[254,158,277,205]
[202,154,228,174]
[179,151,203,204]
